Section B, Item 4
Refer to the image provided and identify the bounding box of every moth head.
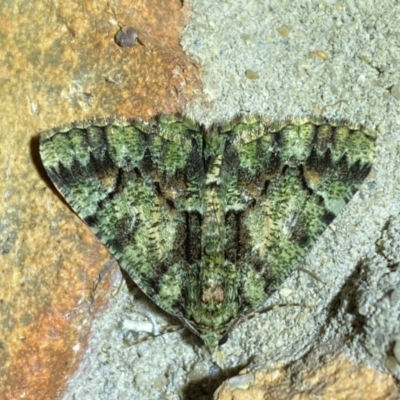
[182,316,230,348]
[198,331,229,349]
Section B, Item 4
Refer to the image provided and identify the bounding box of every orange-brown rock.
[214,354,399,400]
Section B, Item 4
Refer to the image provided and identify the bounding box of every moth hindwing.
[40,115,376,348]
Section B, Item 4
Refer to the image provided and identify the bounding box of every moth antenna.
[296,267,325,284]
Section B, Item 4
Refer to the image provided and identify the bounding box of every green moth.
[40,115,376,348]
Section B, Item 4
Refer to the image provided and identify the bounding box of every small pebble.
[385,355,400,375]
[277,25,291,37]
[309,50,328,60]
[115,27,138,48]
[245,70,260,80]
[390,84,400,100]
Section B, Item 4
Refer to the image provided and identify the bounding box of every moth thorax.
[202,285,225,304]
[201,249,225,304]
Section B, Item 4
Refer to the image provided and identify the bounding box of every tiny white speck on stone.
[227,374,254,389]
[349,249,359,259]
[279,287,293,297]
[30,100,38,115]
